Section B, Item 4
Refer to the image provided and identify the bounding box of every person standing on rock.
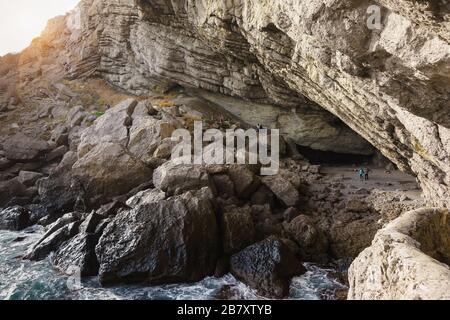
[359,168,365,181]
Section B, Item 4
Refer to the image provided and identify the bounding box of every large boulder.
[328,210,380,259]
[3,133,50,161]
[0,206,31,231]
[128,116,179,164]
[18,171,44,187]
[349,208,450,300]
[284,215,329,262]
[72,142,153,205]
[0,178,28,208]
[230,237,306,298]
[221,206,256,254]
[228,165,260,199]
[52,232,100,277]
[96,188,220,285]
[77,99,137,158]
[37,151,79,215]
[26,220,81,261]
[262,175,299,207]
[153,160,211,195]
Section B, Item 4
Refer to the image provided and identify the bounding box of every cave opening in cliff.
[297,145,375,166]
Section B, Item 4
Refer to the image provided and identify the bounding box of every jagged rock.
[26,204,49,225]
[153,160,211,195]
[46,145,67,162]
[2,0,450,212]
[250,185,276,206]
[52,232,100,277]
[153,138,176,160]
[230,237,306,298]
[0,206,30,231]
[72,142,153,205]
[128,116,179,164]
[262,175,299,207]
[79,212,103,234]
[0,178,28,208]
[228,165,260,200]
[37,151,78,215]
[50,124,69,147]
[349,208,450,300]
[132,100,156,118]
[67,106,87,128]
[96,188,219,285]
[125,188,166,208]
[346,199,370,213]
[96,201,128,218]
[3,133,49,161]
[26,221,80,261]
[39,212,81,242]
[284,215,329,262]
[212,174,235,198]
[18,171,44,187]
[77,99,137,158]
[328,211,381,259]
[221,206,256,254]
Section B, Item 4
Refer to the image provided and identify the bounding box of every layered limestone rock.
[348,208,450,300]
[45,0,447,208]
[1,0,449,207]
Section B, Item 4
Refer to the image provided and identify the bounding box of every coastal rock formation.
[0,0,449,300]
[72,141,153,206]
[0,206,30,231]
[230,237,306,298]
[96,188,220,285]
[348,208,450,300]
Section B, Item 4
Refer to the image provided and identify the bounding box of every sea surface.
[0,227,347,300]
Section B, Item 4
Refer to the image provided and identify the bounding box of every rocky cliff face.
[349,207,450,300]
[22,0,446,208]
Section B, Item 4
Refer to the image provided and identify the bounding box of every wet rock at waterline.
[52,232,100,277]
[230,237,306,298]
[96,188,220,285]
[0,206,31,231]
[26,221,80,261]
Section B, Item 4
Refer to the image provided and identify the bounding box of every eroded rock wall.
[348,208,450,300]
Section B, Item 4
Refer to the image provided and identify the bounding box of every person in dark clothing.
[365,167,370,181]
